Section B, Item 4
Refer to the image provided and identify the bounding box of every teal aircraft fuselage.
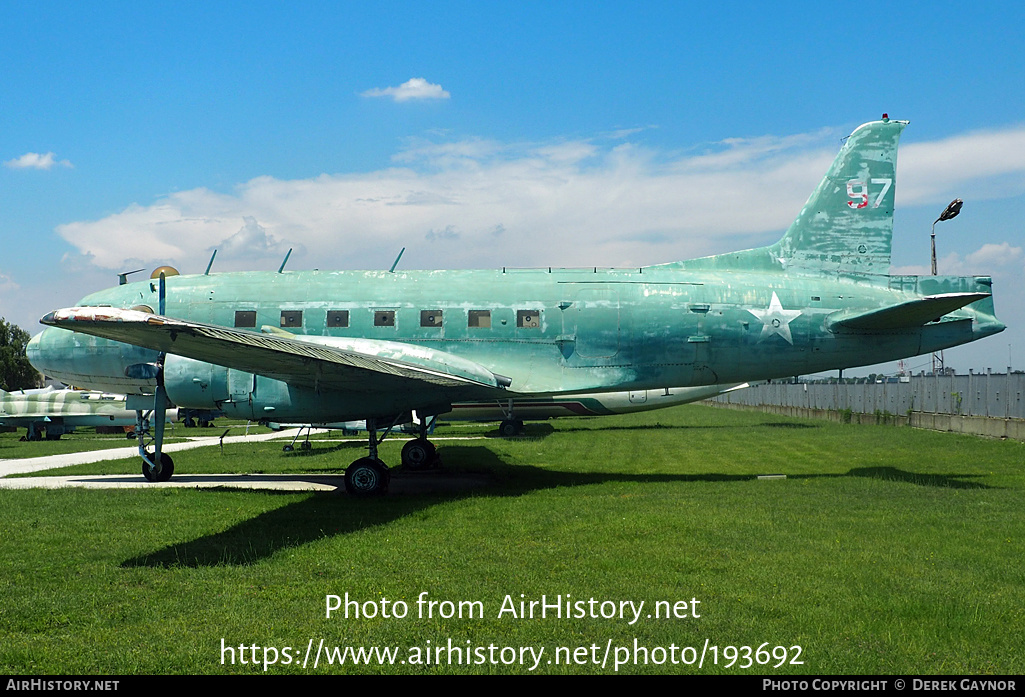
[29,264,1000,423]
[27,118,1006,490]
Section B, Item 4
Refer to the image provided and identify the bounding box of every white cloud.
[217,216,297,259]
[0,273,19,294]
[966,242,1024,268]
[361,78,451,102]
[891,242,1023,276]
[53,123,1025,280]
[899,126,1025,205]
[4,152,73,170]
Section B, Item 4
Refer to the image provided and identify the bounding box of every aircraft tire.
[142,452,175,483]
[345,457,389,496]
[499,420,520,437]
[401,438,436,470]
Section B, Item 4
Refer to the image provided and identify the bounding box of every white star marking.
[748,292,802,345]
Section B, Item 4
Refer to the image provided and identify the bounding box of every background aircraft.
[270,383,751,466]
[29,117,1005,494]
[0,386,168,441]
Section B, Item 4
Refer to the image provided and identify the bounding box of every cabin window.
[327,310,349,328]
[517,310,540,328]
[280,310,303,328]
[468,310,491,328]
[235,310,257,328]
[420,310,443,327]
[374,310,395,327]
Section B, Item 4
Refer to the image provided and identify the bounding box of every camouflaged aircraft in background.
[0,386,143,440]
[28,117,1005,493]
[269,382,752,465]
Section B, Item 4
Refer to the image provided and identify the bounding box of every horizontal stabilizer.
[826,292,991,331]
[40,307,515,399]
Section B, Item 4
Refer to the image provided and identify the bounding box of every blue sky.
[1,2,1023,375]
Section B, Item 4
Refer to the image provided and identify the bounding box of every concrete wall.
[709,373,1025,440]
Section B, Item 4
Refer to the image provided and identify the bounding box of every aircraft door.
[227,369,255,417]
[566,288,620,360]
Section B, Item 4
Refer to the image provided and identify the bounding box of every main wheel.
[401,438,436,470]
[499,419,520,437]
[345,457,390,496]
[142,452,175,482]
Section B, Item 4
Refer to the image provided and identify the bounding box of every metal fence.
[712,373,1025,419]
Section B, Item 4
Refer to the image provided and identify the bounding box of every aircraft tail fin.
[773,117,907,275]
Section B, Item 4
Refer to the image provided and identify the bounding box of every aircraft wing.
[826,292,991,332]
[41,307,516,400]
[0,415,43,425]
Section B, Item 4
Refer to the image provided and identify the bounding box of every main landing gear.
[496,398,526,437]
[132,270,174,483]
[400,413,441,471]
[400,438,436,470]
[344,415,441,496]
[499,419,525,437]
[344,417,392,497]
[282,426,314,452]
[135,400,174,482]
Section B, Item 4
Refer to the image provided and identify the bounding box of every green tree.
[0,318,41,391]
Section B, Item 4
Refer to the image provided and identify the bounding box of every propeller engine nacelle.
[161,355,416,423]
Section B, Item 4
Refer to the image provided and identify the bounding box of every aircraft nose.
[26,330,42,368]
[27,325,159,393]
[27,326,74,381]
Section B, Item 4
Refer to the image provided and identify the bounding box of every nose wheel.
[142,451,175,482]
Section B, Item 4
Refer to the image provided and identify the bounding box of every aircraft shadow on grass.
[120,445,993,569]
[537,422,749,435]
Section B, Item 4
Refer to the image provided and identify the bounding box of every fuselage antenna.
[117,269,145,286]
[205,250,217,275]
[278,248,293,273]
[389,247,406,273]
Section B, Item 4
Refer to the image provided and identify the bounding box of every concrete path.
[0,472,343,491]
[0,428,304,477]
[0,430,492,493]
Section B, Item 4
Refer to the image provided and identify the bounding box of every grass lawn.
[1,405,1022,674]
[0,420,271,461]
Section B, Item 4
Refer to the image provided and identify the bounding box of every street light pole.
[930,198,963,375]
[931,198,963,276]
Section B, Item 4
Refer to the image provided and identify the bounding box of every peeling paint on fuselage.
[65,263,1002,400]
